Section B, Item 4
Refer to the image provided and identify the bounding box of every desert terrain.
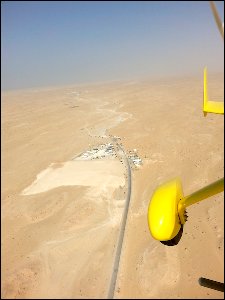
[1,73,224,299]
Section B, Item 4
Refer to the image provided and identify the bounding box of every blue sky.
[1,1,224,90]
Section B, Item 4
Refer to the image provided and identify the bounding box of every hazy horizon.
[1,1,224,91]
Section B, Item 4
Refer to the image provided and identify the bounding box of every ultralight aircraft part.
[203,67,224,116]
[148,177,224,244]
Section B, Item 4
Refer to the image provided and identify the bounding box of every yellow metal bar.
[179,177,224,209]
[203,67,224,116]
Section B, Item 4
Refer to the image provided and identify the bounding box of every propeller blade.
[210,1,224,39]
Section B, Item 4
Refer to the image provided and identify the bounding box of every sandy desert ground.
[1,73,224,299]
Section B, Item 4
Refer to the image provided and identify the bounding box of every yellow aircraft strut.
[203,67,224,116]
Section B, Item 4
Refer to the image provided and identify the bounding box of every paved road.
[107,138,132,299]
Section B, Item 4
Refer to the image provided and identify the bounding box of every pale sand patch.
[3,170,126,299]
[21,160,125,195]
